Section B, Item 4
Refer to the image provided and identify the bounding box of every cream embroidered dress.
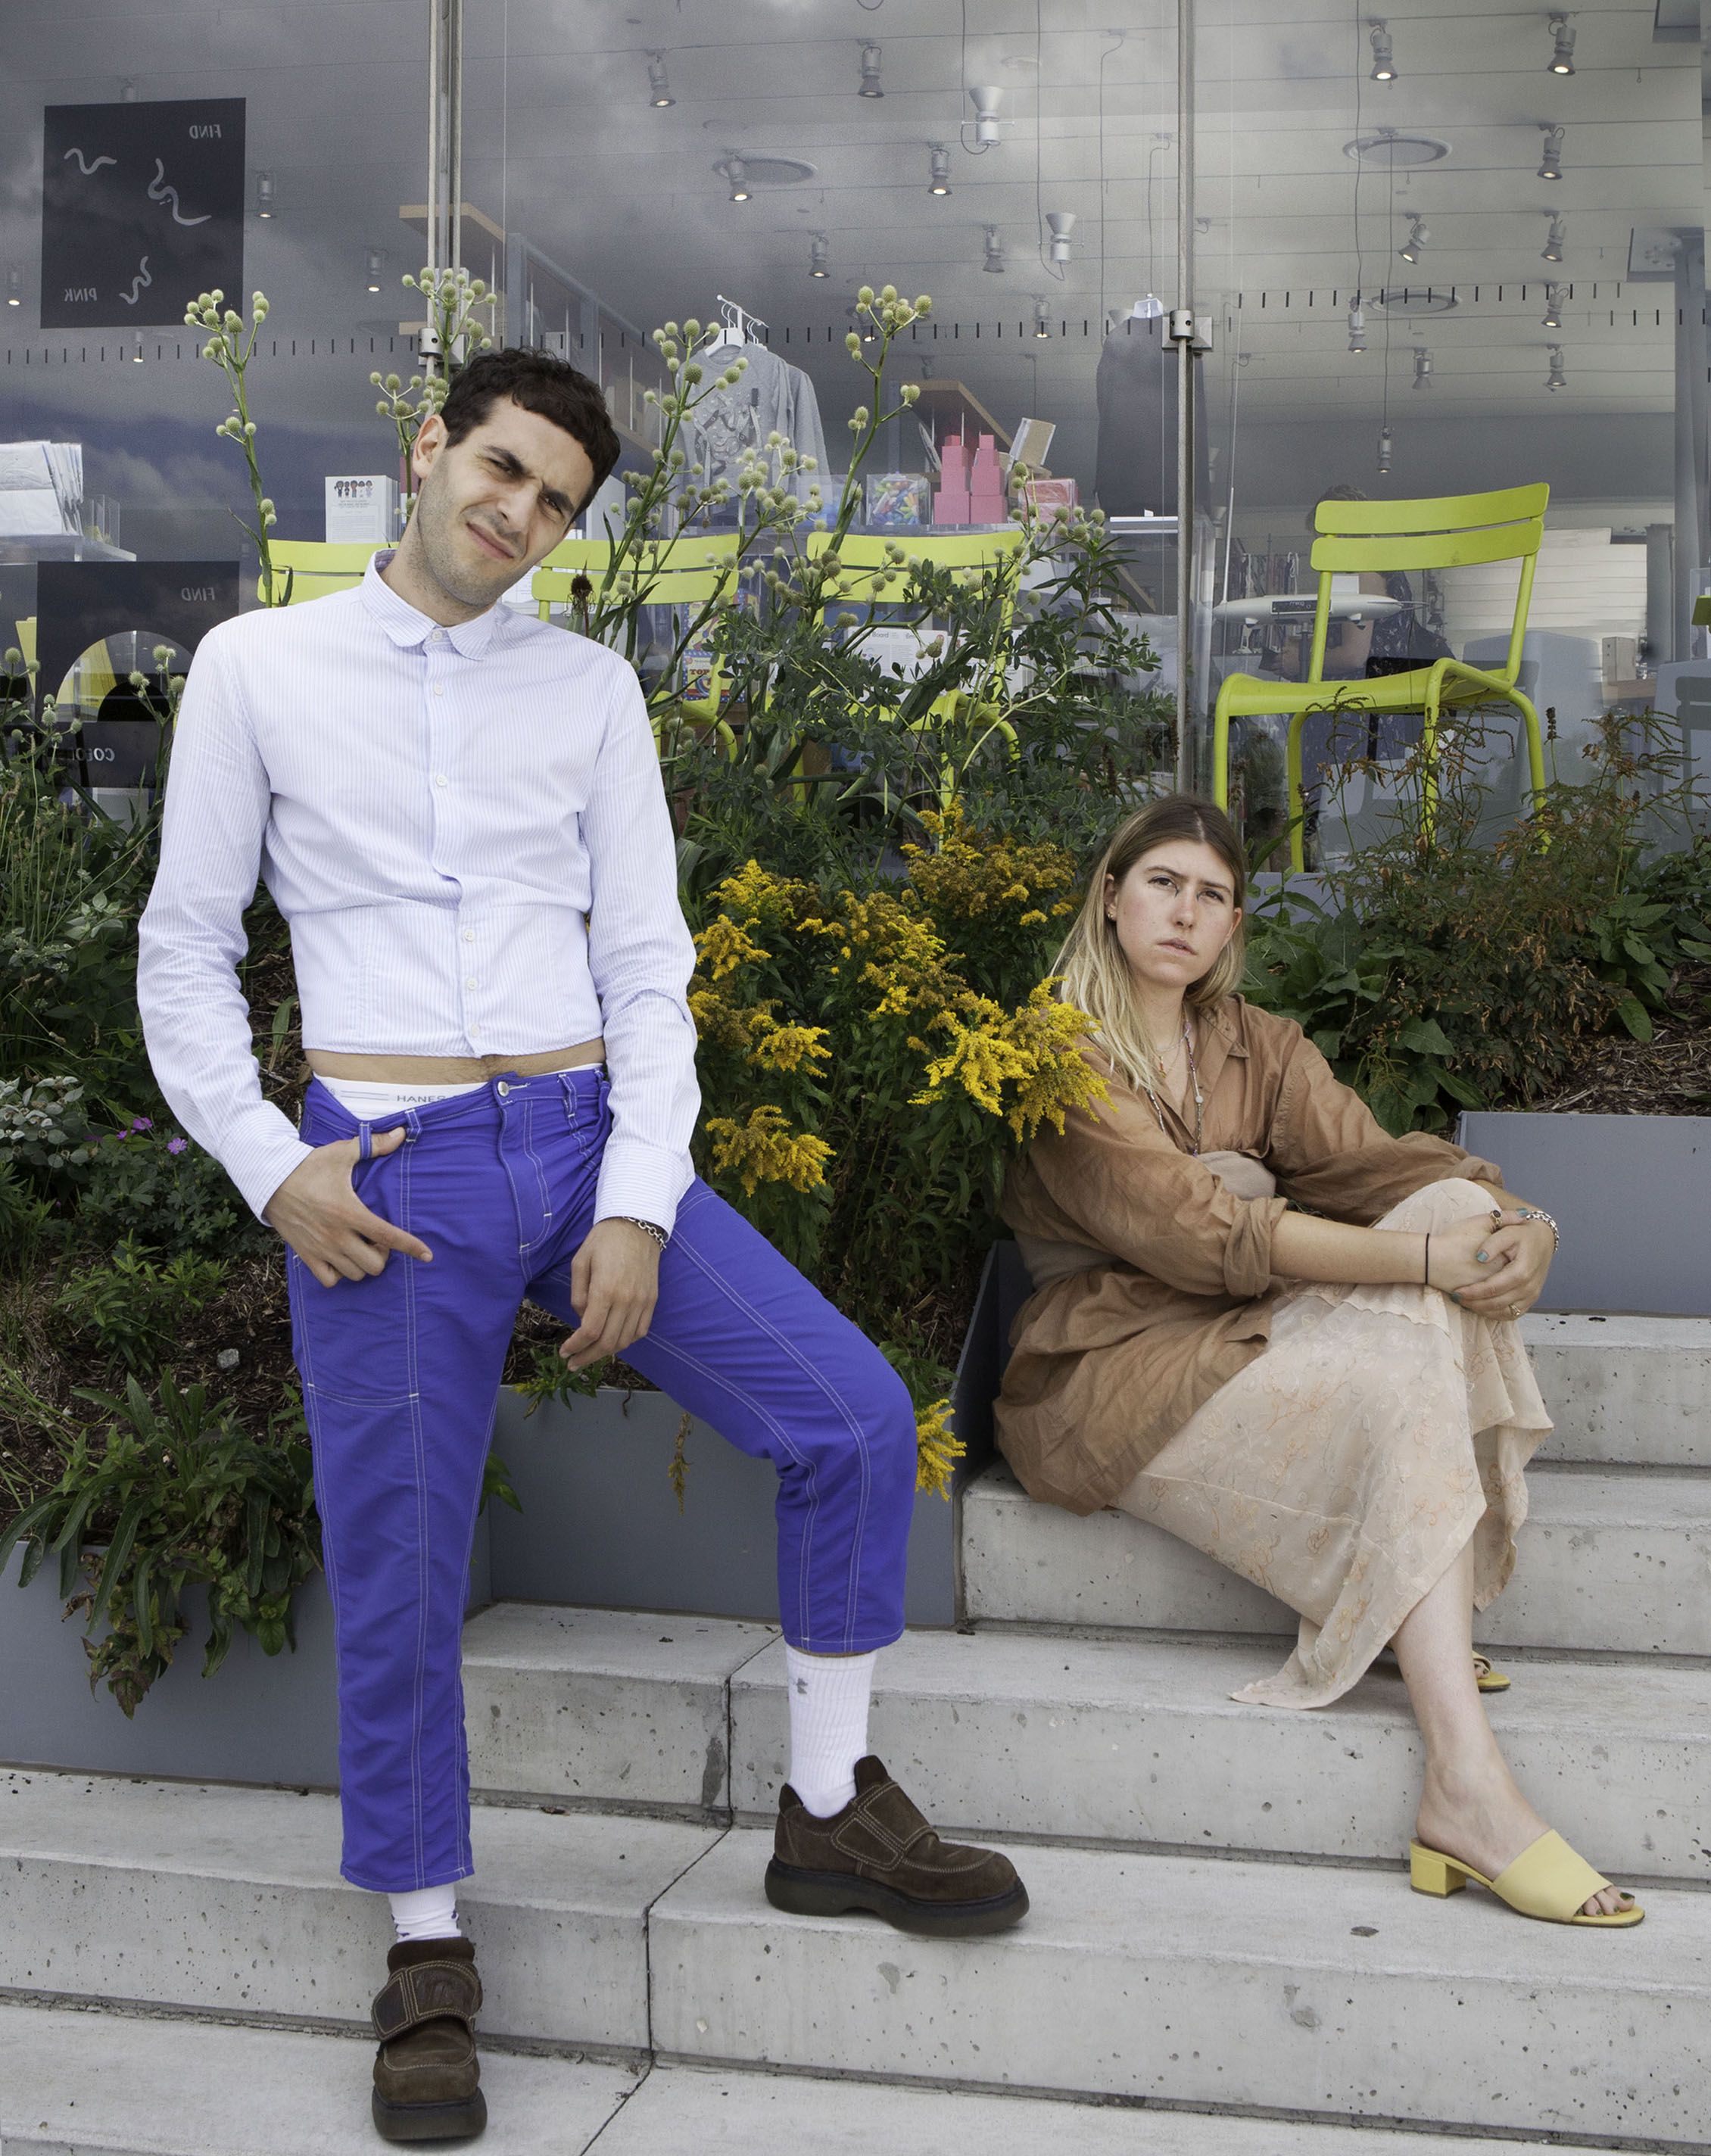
[998,998,1551,1710]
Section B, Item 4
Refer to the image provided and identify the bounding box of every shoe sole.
[372,2087,488,2142]
[765,1858,1029,1937]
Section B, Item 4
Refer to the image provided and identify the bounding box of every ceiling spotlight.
[1398,215,1429,263]
[725,157,750,203]
[1546,345,1568,391]
[1368,19,1396,80]
[1377,425,1394,476]
[858,42,884,98]
[1046,210,1077,265]
[366,248,384,293]
[1542,213,1566,263]
[982,224,1006,274]
[255,170,275,218]
[1542,282,1563,329]
[646,51,675,107]
[1033,296,1051,339]
[968,85,1004,148]
[928,145,952,195]
[809,232,830,278]
[5,268,20,307]
[1413,346,1432,389]
[1547,13,1575,74]
[1537,123,1564,182]
[1348,300,1367,354]
[130,335,145,363]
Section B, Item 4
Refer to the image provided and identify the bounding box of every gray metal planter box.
[0,1247,1019,1782]
[1457,1112,1711,1315]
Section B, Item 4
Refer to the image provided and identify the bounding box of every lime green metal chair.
[263,540,390,606]
[1212,484,1550,868]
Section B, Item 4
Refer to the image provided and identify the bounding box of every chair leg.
[1421,696,1441,846]
[1510,688,1548,841]
[1286,710,1308,874]
[1212,690,1233,812]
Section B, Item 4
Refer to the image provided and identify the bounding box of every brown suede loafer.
[765,1754,1028,1937]
[370,1936,487,2143]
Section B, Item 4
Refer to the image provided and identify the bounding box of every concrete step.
[729,1630,1711,1880]
[649,1827,1711,2143]
[462,1601,776,1813]
[1522,1313,1711,1466]
[0,2009,1627,2156]
[962,1460,1711,1655]
[0,1768,716,2050]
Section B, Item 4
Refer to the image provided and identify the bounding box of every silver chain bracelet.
[1515,1206,1561,1252]
[619,1216,669,1251]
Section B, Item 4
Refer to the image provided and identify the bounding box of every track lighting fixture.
[1347,300,1367,354]
[809,232,830,278]
[1377,425,1393,476]
[1033,296,1051,338]
[1046,211,1076,266]
[725,157,750,203]
[1546,345,1568,391]
[1413,347,1432,390]
[1541,213,1565,263]
[1398,215,1429,264]
[130,334,145,363]
[968,86,1004,148]
[928,145,952,195]
[1547,13,1575,74]
[858,42,884,98]
[366,249,384,293]
[255,170,276,218]
[1368,19,1395,80]
[1537,124,1564,182]
[646,51,675,107]
[982,225,1006,274]
[1542,282,1563,329]
[5,268,20,307]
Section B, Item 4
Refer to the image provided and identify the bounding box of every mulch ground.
[1523,962,1711,1116]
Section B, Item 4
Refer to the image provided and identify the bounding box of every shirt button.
[434,773,449,788]
[433,684,446,697]
[462,929,475,943]
[465,976,478,989]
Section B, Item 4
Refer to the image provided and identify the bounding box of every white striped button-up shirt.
[137,553,700,1229]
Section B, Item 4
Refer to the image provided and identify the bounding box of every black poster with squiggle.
[41,99,245,329]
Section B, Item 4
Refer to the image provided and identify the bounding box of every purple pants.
[288,1067,915,1892]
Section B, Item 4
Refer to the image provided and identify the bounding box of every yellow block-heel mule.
[1409,1831,1643,1927]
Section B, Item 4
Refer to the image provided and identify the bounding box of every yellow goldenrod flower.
[915,1397,965,1499]
[705,1104,834,1195]
[750,1022,831,1074]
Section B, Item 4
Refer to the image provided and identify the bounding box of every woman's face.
[1105,839,1242,997]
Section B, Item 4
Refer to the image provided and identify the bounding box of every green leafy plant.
[0,1075,95,1180]
[185,288,286,605]
[55,1235,228,1371]
[0,1374,321,1715]
[76,1118,262,1261]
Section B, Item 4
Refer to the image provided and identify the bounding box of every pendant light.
[809,233,830,278]
[5,268,20,308]
[1046,211,1077,265]
[1033,297,1052,339]
[366,249,384,293]
[1368,20,1396,80]
[1377,425,1393,476]
[928,146,952,195]
[1413,346,1432,390]
[1347,300,1367,354]
[968,86,1003,147]
[255,170,276,218]
[646,52,675,107]
[858,42,884,98]
[725,157,750,203]
[983,226,1006,274]
[1546,346,1568,391]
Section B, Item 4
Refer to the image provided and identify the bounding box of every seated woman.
[997,795,1639,1927]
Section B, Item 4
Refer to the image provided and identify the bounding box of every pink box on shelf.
[1022,476,1080,516]
[933,489,971,527]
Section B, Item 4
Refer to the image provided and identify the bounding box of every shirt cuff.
[220,1104,318,1223]
[1223,1194,1289,1299]
[594,1135,695,1238]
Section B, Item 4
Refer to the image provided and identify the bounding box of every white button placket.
[425,630,475,1044]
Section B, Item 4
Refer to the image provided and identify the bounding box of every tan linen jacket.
[995,995,1502,1516]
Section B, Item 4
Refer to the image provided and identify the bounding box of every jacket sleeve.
[1266,1025,1502,1221]
[1024,1066,1288,1301]
[135,630,314,1220]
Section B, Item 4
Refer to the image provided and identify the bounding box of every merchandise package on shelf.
[1021,475,1080,517]
[968,434,1007,524]
[864,472,932,528]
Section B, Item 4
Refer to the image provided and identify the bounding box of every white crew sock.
[784,1645,878,1818]
[388,1883,462,1943]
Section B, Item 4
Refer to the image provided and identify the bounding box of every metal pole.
[1173,0,1195,795]
[1674,234,1706,661]
[423,0,463,379]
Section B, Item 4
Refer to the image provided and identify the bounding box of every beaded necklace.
[1142,1012,1204,1157]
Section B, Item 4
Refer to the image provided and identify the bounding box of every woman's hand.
[1429,1209,1554,1319]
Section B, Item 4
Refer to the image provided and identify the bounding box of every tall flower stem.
[185,290,283,606]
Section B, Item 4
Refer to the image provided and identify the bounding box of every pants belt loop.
[404,1108,423,1142]
[357,1120,373,1161]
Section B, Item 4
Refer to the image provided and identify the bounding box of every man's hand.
[265,1127,434,1287]
[1443,1208,1556,1319]
[559,1219,662,1371]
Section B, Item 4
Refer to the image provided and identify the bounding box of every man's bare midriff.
[307,1036,606,1083]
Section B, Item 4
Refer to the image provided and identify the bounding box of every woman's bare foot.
[1415,1750,1634,1920]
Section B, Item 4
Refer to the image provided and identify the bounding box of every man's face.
[408,397,597,610]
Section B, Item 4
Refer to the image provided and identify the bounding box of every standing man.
[138,350,1027,2145]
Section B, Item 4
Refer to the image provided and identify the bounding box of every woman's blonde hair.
[1055,795,1247,1095]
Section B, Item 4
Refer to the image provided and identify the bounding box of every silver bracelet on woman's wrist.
[619,1216,669,1251]
[1514,1206,1561,1252]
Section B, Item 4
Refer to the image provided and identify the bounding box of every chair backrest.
[1305,484,1549,687]
[802,527,1024,604]
[266,539,390,606]
[530,532,740,617]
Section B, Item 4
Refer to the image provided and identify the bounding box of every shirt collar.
[359,549,505,659]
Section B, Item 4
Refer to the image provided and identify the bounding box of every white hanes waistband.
[316,1075,488,1116]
